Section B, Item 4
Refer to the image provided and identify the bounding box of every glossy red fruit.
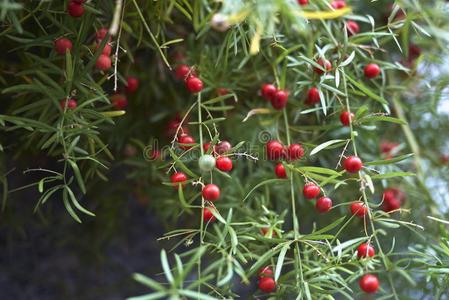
[303,183,320,199]
[203,207,216,222]
[380,141,399,154]
[67,1,85,17]
[259,266,274,278]
[340,111,354,126]
[316,197,332,213]
[364,63,381,79]
[274,163,287,179]
[382,188,405,212]
[175,64,191,80]
[306,87,320,105]
[178,134,195,150]
[266,140,285,160]
[96,28,111,42]
[111,94,128,110]
[261,84,277,101]
[216,156,233,172]
[185,76,203,93]
[203,142,213,154]
[217,87,229,96]
[126,76,139,93]
[357,243,375,258]
[314,58,332,75]
[216,141,232,154]
[95,43,112,56]
[170,172,187,189]
[258,277,276,293]
[350,201,368,218]
[202,184,220,201]
[60,98,77,110]
[96,54,112,71]
[346,20,360,36]
[54,38,72,55]
[344,156,363,173]
[287,144,304,161]
[297,0,308,5]
[359,274,379,294]
[331,0,346,9]
[271,89,288,110]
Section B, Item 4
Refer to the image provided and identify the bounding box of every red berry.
[60,98,77,110]
[95,43,112,56]
[331,0,346,9]
[96,28,111,43]
[266,140,285,160]
[382,188,405,212]
[350,201,368,218]
[314,58,332,75]
[303,183,320,199]
[72,0,86,3]
[178,134,195,150]
[202,184,220,201]
[126,76,139,93]
[175,64,191,80]
[96,54,112,71]
[306,87,320,105]
[54,38,72,55]
[357,243,375,259]
[203,207,216,222]
[339,111,354,126]
[287,143,304,161]
[261,84,277,101]
[111,94,128,110]
[259,266,274,278]
[216,156,233,172]
[346,20,360,36]
[67,1,85,17]
[171,172,187,189]
[258,277,276,293]
[274,163,287,179]
[185,76,203,93]
[344,156,363,173]
[216,141,232,154]
[364,63,381,79]
[271,89,289,110]
[203,142,213,154]
[217,87,229,96]
[359,274,379,294]
[260,227,277,237]
[409,44,421,60]
[380,141,399,154]
[297,0,308,5]
[316,196,332,213]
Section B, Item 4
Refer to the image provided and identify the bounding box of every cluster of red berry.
[94,28,113,71]
[260,84,289,110]
[174,64,204,93]
[257,267,276,293]
[267,140,304,179]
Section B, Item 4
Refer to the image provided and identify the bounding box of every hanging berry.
[215,141,232,154]
[382,188,405,212]
[217,87,229,96]
[271,89,289,110]
[170,172,187,189]
[60,98,77,110]
[314,58,332,75]
[54,38,72,55]
[67,1,85,18]
[266,140,285,160]
[340,111,354,126]
[216,156,233,172]
[261,84,277,101]
[198,154,216,172]
[258,277,276,293]
[331,0,346,9]
[364,63,381,79]
[111,94,128,110]
[359,274,379,294]
[350,201,368,218]
[175,64,191,80]
[343,156,363,173]
[258,266,274,278]
[95,43,112,56]
[202,184,220,201]
[303,183,320,199]
[297,0,308,5]
[203,207,216,222]
[126,76,139,93]
[96,54,112,71]
[287,143,304,161]
[185,76,203,93]
[178,134,195,150]
[274,163,287,179]
[316,196,332,213]
[306,87,321,105]
[346,21,360,36]
[357,243,375,258]
[261,227,277,238]
[96,28,111,43]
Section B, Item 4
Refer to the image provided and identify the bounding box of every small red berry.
[303,183,320,199]
[314,58,332,75]
[260,227,277,237]
[380,141,399,154]
[216,156,233,172]
[126,76,139,93]
[217,87,229,96]
[203,207,216,222]
[95,43,112,56]
[316,197,332,213]
[331,0,346,9]
[382,188,405,212]
[364,63,381,79]
[287,143,304,161]
[178,134,195,150]
[346,21,360,36]
[350,201,368,218]
[202,184,220,201]
[185,76,203,93]
[274,163,287,179]
[306,87,320,105]
[258,277,276,293]
[203,142,213,154]
[175,64,191,80]
[297,0,308,5]
[359,274,379,294]
[271,89,288,110]
[357,243,375,259]
[259,266,274,278]
[216,141,232,154]
[96,28,111,43]
[60,98,77,110]
[96,54,112,71]
[54,38,72,55]
[344,156,363,173]
[111,94,128,110]
[340,111,354,126]
[67,1,85,18]
[266,140,285,160]
[170,172,187,189]
[261,84,277,101]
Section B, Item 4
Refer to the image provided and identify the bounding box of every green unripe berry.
[199,154,216,172]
